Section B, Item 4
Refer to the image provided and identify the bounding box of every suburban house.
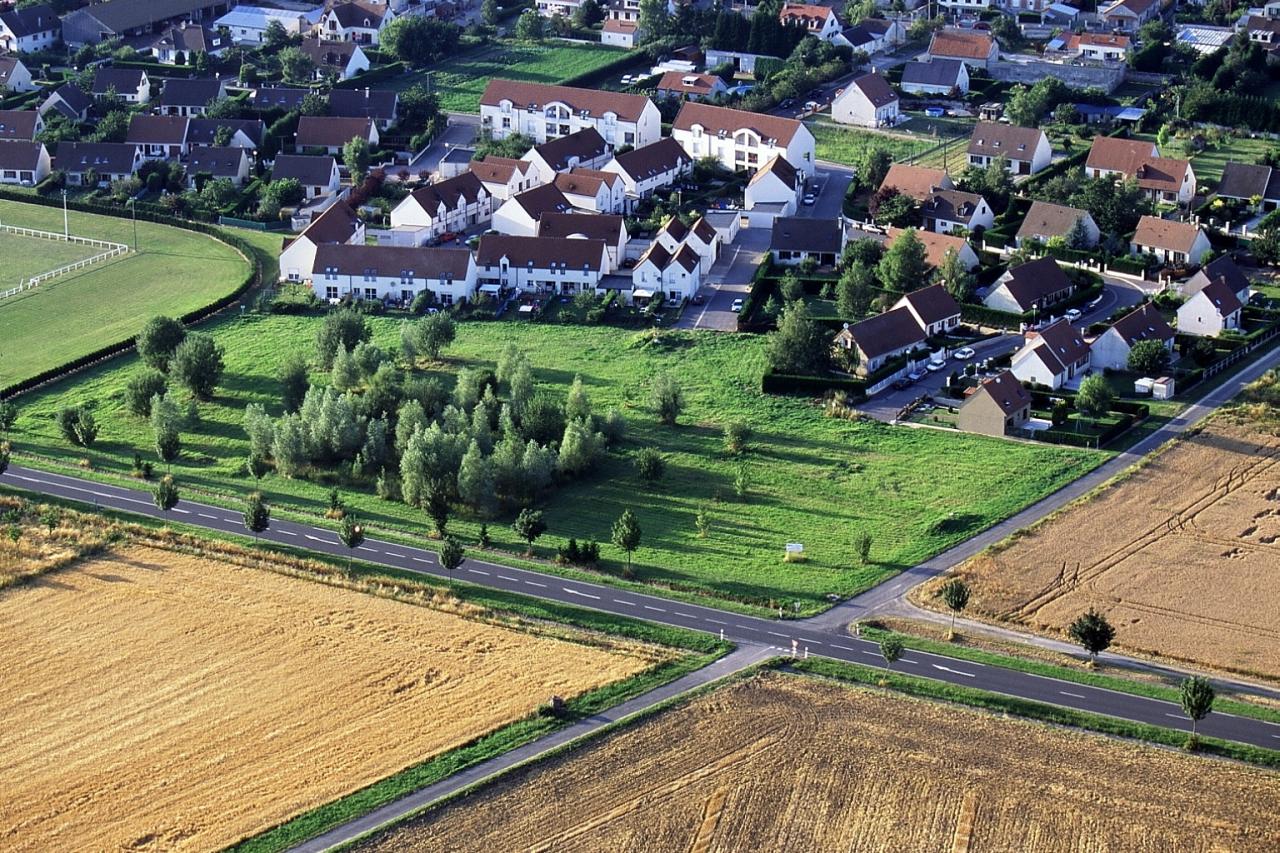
[311,244,475,305]
[251,86,312,113]
[1059,32,1131,61]
[0,56,34,93]
[187,117,265,149]
[966,123,1052,176]
[601,18,643,48]
[295,116,378,155]
[125,115,191,160]
[554,169,626,214]
[215,5,318,44]
[0,3,60,53]
[836,18,906,55]
[521,128,612,184]
[672,102,815,177]
[316,0,394,45]
[1177,277,1243,337]
[492,183,576,236]
[186,146,252,187]
[1182,254,1252,306]
[389,171,493,240]
[744,154,801,215]
[149,23,227,64]
[91,67,151,104]
[631,241,702,302]
[1015,201,1100,248]
[892,284,962,337]
[470,156,540,201]
[54,141,144,186]
[830,72,899,129]
[157,78,227,117]
[833,308,928,377]
[1100,0,1160,31]
[1214,161,1280,211]
[272,154,342,198]
[300,37,371,81]
[329,88,399,130]
[0,141,51,186]
[770,216,845,266]
[0,109,42,143]
[40,84,93,123]
[538,212,629,272]
[475,234,610,295]
[279,201,364,281]
[602,137,692,203]
[927,29,998,69]
[654,215,719,274]
[984,257,1076,315]
[1011,318,1091,390]
[920,189,994,234]
[957,371,1032,437]
[1090,302,1174,370]
[779,3,843,41]
[887,227,979,270]
[1084,136,1196,205]
[879,163,953,201]
[479,80,662,148]
[899,59,969,96]
[62,0,236,46]
[1130,216,1212,265]
[656,72,729,102]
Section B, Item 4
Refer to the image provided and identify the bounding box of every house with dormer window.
[671,102,815,177]
[480,79,661,148]
[475,233,610,295]
[389,171,492,241]
[317,0,393,45]
[310,243,475,304]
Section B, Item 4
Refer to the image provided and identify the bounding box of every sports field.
[0,200,251,389]
[358,672,1280,852]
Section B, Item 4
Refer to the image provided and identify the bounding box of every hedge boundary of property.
[0,189,262,399]
[558,48,644,90]
[736,254,776,332]
[760,370,867,398]
[334,61,408,90]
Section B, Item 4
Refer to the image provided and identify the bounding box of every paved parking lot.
[678,228,770,331]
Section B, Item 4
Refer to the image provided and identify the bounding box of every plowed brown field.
[927,417,1280,680]
[358,672,1280,852]
[0,545,664,852]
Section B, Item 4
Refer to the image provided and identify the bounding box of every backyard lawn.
[1133,132,1276,187]
[0,201,261,390]
[10,316,1101,612]
[809,119,968,172]
[392,42,635,113]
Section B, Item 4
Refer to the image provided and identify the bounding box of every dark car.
[892,378,913,391]
[780,98,795,109]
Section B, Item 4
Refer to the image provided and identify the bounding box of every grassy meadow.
[9,313,1101,611]
[0,201,262,388]
[809,119,968,172]
[0,230,102,286]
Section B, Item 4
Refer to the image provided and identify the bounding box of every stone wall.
[989,60,1126,93]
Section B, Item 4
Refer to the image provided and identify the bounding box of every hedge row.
[1107,254,1148,275]
[0,188,263,399]
[736,254,775,332]
[960,302,1023,330]
[558,50,644,90]
[334,61,407,90]
[1038,413,1136,448]
[761,370,866,399]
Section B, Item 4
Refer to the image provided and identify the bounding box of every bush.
[634,447,665,482]
[125,369,168,417]
[761,370,867,398]
[56,406,98,447]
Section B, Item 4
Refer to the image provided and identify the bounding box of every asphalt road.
[5,461,1280,751]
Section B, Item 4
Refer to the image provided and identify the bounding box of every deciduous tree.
[512,507,547,555]
[650,373,684,425]
[1068,608,1115,664]
[611,508,642,575]
[170,333,225,400]
[1179,675,1215,745]
[939,577,970,640]
[137,315,186,372]
[244,491,270,542]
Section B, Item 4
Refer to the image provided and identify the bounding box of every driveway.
[407,114,480,175]
[677,227,770,330]
[796,164,853,221]
[859,332,1023,421]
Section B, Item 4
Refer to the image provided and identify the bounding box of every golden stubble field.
[0,544,667,852]
[358,672,1280,852]
[926,417,1280,680]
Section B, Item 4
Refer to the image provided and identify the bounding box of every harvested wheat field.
[924,416,1280,680]
[356,672,1280,853]
[0,544,666,852]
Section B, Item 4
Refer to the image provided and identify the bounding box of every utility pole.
[61,188,68,237]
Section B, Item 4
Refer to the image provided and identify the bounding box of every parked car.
[730,298,744,312]
[952,347,976,360]
[925,360,946,372]
[804,100,820,112]
[691,293,705,305]
[907,368,928,382]
[892,377,913,391]
[1065,308,1082,322]
[802,193,816,205]
[779,98,795,109]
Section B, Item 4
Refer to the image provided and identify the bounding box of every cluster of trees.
[382,15,463,66]
[1004,78,1072,128]
[956,155,1015,215]
[1029,173,1153,253]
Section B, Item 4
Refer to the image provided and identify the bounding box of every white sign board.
[785,542,804,553]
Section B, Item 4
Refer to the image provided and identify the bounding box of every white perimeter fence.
[0,224,130,300]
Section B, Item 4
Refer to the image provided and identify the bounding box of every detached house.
[1101,0,1160,32]
[1090,302,1174,371]
[389,171,492,241]
[837,18,906,55]
[1213,161,1280,211]
[1177,277,1243,337]
[745,153,801,215]
[957,371,1032,437]
[656,72,729,102]
[91,67,150,104]
[1015,201,1099,248]
[1182,254,1252,306]
[186,146,252,187]
[317,0,393,45]
[0,3,60,53]
[831,72,899,129]
[150,23,227,65]
[187,118,266,150]
[779,3,842,40]
[295,115,378,155]
[985,257,1076,315]
[158,78,227,117]
[892,284,962,337]
[554,169,626,213]
[771,216,845,267]
[967,123,1051,176]
[888,227,979,270]
[0,110,43,143]
[672,102,815,177]
[312,244,476,305]
[920,189,993,235]
[300,38,371,81]
[492,183,575,236]
[55,141,143,186]
[470,156,540,201]
[928,29,998,69]
[880,163,953,202]
[272,154,342,198]
[480,79,661,148]
[632,241,702,302]
[329,88,399,130]
[601,18,642,48]
[834,308,928,377]
[1131,216,1211,266]
[602,137,692,203]
[475,234,610,296]
[0,141,51,186]
[521,128,612,183]
[279,201,364,281]
[538,212,629,272]
[40,84,93,123]
[126,115,191,160]
[0,57,34,93]
[1011,318,1091,390]
[1085,137,1196,205]
[1060,32,1131,62]
[899,59,969,96]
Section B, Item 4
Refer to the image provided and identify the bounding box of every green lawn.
[1133,132,1275,187]
[0,201,255,389]
[392,42,633,113]
[809,119,967,172]
[0,229,102,287]
[10,316,1101,612]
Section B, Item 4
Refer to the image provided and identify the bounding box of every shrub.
[634,447,666,482]
[125,369,168,417]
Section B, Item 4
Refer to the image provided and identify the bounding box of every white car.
[730,298,744,312]
[952,347,976,361]
[1065,308,1082,322]
[907,368,928,382]
[802,193,816,205]
[925,360,946,372]
[804,100,820,112]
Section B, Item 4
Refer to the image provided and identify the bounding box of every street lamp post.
[61,188,68,238]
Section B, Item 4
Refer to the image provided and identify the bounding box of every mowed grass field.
[809,119,967,172]
[393,42,633,113]
[10,315,1098,610]
[0,539,664,851]
[0,229,102,286]
[0,201,254,389]
[357,672,1280,852]
[933,415,1280,682]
